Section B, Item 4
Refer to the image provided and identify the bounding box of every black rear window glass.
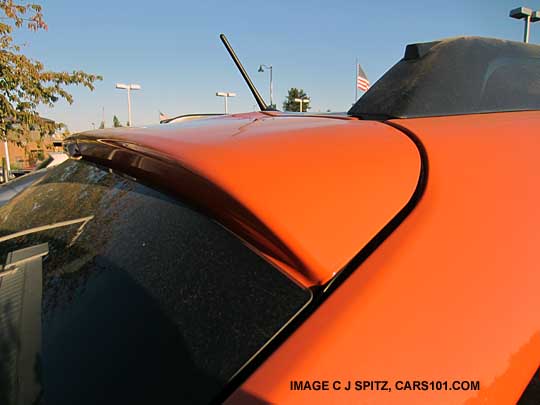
[349,37,540,118]
[0,160,310,404]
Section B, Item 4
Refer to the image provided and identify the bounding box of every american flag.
[356,64,370,92]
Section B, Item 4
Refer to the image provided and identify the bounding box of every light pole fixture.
[216,92,236,114]
[115,83,141,126]
[258,64,273,106]
[510,7,535,43]
[294,97,310,112]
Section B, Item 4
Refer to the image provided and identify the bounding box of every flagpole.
[355,58,358,103]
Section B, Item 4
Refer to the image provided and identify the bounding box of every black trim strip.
[213,120,429,403]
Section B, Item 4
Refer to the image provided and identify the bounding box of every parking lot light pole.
[532,10,540,25]
[294,97,310,112]
[3,139,10,182]
[258,64,273,106]
[216,92,236,114]
[510,7,534,43]
[116,83,141,126]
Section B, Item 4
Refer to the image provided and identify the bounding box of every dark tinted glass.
[0,160,310,405]
[519,367,540,404]
[349,37,540,118]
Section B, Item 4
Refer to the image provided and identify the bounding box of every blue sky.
[11,0,540,131]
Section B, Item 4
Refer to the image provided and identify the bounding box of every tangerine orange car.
[0,36,539,404]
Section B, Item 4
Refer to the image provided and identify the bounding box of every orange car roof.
[68,112,421,286]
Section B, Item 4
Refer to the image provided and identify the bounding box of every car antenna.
[219,34,275,111]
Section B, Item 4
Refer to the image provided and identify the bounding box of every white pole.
[269,66,273,107]
[3,138,10,181]
[355,59,358,102]
[524,16,531,43]
[224,95,228,114]
[127,87,132,126]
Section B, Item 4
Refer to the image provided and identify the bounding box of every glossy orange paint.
[73,112,421,286]
[226,111,540,404]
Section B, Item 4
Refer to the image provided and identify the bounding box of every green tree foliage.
[0,1,102,144]
[98,121,105,129]
[112,115,122,127]
[282,88,310,112]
